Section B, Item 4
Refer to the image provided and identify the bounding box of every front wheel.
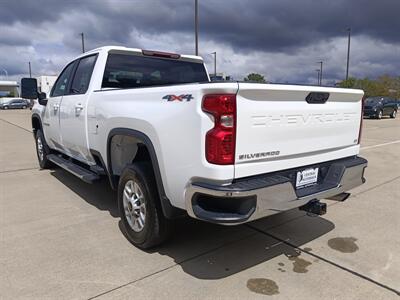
[35,129,53,169]
[3,106,8,110]
[390,109,397,119]
[118,162,172,249]
[377,110,383,119]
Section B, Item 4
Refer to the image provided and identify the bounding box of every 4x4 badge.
[163,94,193,102]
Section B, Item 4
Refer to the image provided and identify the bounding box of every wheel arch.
[107,128,184,219]
[31,113,42,135]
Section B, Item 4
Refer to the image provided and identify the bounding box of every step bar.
[47,154,100,183]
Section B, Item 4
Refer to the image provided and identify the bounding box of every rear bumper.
[185,156,367,225]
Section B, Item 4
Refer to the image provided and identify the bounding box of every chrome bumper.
[185,156,367,225]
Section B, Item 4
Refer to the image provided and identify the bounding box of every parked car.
[363,97,397,119]
[21,46,367,249]
[0,98,30,109]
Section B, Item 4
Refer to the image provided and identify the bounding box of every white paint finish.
[59,92,93,162]
[87,82,238,209]
[32,46,365,211]
[42,95,62,150]
[235,83,363,178]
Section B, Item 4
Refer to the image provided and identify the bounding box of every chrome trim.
[185,161,367,225]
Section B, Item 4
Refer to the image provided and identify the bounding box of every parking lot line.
[0,167,38,174]
[361,140,400,151]
[87,231,259,300]
[0,117,32,133]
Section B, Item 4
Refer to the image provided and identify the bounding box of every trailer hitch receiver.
[299,199,327,216]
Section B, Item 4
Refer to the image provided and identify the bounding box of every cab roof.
[78,46,204,63]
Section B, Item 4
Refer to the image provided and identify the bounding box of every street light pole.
[346,28,351,80]
[211,52,216,77]
[28,62,32,78]
[317,61,323,85]
[316,69,321,85]
[195,0,199,56]
[80,32,85,53]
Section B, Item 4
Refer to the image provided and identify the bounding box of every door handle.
[53,104,59,111]
[75,103,84,111]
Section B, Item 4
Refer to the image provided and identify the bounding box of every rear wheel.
[118,162,172,249]
[377,110,383,119]
[390,109,397,119]
[35,129,52,169]
[22,105,27,109]
[3,106,8,110]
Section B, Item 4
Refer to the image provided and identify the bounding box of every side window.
[70,55,97,94]
[51,62,76,97]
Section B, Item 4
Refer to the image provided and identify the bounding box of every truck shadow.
[153,212,334,279]
[50,169,119,217]
[51,168,335,280]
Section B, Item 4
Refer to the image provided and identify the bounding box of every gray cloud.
[0,0,399,83]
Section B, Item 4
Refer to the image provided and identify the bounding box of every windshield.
[102,53,209,89]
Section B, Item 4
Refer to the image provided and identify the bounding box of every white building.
[209,72,232,81]
[0,81,19,104]
[0,80,19,97]
[37,75,57,96]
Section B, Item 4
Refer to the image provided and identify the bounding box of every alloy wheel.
[123,180,146,232]
[37,136,44,162]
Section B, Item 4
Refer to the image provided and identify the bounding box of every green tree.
[244,73,267,83]
[338,77,357,88]
[338,75,400,98]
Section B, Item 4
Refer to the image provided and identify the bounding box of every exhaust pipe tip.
[327,192,351,202]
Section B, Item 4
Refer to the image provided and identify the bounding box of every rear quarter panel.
[87,82,238,209]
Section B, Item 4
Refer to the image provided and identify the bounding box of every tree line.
[242,73,399,99]
[338,75,400,99]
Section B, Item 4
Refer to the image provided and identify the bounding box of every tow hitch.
[300,200,327,216]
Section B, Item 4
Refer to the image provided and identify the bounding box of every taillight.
[358,96,365,144]
[202,94,236,165]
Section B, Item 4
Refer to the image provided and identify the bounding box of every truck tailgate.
[235,83,364,178]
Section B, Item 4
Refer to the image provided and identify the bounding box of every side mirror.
[38,92,48,106]
[21,78,38,99]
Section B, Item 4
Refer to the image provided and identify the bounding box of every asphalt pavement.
[0,110,399,299]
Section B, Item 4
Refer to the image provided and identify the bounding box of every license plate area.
[296,168,319,189]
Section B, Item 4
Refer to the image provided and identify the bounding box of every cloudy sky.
[0,0,399,85]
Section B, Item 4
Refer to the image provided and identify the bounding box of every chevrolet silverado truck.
[21,46,367,249]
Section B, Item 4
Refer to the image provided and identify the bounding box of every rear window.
[365,97,382,104]
[102,53,209,89]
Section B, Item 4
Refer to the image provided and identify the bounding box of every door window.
[51,62,76,97]
[70,55,97,94]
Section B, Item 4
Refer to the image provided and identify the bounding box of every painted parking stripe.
[361,140,400,151]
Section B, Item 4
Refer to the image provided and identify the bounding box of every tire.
[4,106,8,110]
[377,110,383,119]
[390,109,397,119]
[118,162,172,249]
[35,129,52,169]
[22,106,27,109]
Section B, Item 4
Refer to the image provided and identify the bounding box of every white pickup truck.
[21,46,367,248]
